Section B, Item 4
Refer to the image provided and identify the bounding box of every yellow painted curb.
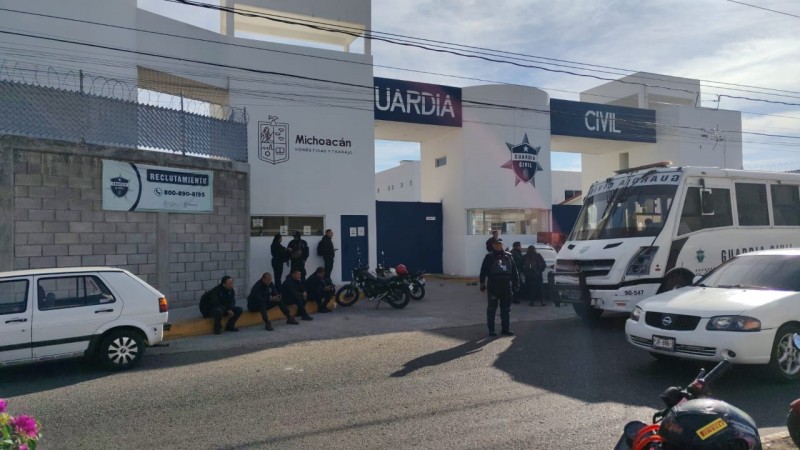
[164,299,335,340]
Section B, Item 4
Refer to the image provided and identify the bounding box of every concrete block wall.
[0,136,249,308]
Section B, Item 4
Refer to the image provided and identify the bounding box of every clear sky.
[138,0,800,173]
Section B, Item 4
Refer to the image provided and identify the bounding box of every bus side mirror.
[700,189,715,215]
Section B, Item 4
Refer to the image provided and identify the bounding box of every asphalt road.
[2,315,797,449]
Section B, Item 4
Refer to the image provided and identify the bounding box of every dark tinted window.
[700,255,800,291]
[0,280,29,315]
[38,276,116,310]
[771,184,800,226]
[678,187,733,235]
[736,183,770,226]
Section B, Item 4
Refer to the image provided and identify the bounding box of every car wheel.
[97,329,145,371]
[573,303,603,323]
[768,324,800,383]
[657,272,693,294]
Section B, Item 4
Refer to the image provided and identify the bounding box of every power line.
[725,0,800,19]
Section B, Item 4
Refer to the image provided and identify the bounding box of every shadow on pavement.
[404,315,798,431]
[390,336,494,377]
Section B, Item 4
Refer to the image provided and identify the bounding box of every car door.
[32,274,121,359]
[0,277,33,364]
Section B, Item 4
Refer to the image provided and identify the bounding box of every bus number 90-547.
[623,289,645,296]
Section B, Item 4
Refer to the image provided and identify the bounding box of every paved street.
[2,283,797,450]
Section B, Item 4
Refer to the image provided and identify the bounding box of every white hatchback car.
[0,267,170,371]
[626,249,800,381]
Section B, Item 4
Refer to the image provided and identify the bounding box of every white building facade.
[1,0,743,279]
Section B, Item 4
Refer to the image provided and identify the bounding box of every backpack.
[489,253,513,277]
[199,289,212,317]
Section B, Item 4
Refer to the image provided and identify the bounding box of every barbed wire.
[0,60,247,123]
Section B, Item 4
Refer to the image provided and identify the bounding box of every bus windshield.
[569,184,678,241]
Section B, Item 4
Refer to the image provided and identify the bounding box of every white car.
[0,267,170,371]
[626,249,800,381]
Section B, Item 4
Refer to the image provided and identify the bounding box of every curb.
[762,430,790,444]
[426,274,479,283]
[164,299,334,340]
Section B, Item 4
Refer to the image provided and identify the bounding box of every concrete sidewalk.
[159,278,577,347]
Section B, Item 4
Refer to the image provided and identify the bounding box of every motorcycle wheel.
[335,285,360,307]
[386,286,410,309]
[788,408,800,447]
[409,282,425,300]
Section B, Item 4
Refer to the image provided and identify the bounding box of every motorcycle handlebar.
[697,359,732,389]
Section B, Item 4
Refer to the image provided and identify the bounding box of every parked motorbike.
[335,261,410,309]
[786,334,800,447]
[376,252,426,301]
[614,359,762,450]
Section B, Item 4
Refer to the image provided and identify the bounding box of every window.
[564,190,582,200]
[435,157,447,168]
[250,216,325,237]
[701,255,800,291]
[771,184,800,226]
[0,280,28,315]
[678,187,733,235]
[467,209,550,235]
[735,183,769,226]
[38,276,115,311]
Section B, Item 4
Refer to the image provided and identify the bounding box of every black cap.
[494,238,503,243]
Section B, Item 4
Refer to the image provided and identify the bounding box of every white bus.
[551,162,800,321]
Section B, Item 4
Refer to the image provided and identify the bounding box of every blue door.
[376,201,443,274]
[340,215,368,281]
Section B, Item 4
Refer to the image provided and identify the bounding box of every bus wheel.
[573,303,603,323]
[657,272,693,294]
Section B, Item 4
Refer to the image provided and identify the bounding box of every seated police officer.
[247,272,299,331]
[200,275,243,335]
[306,267,335,313]
[282,270,314,321]
[479,238,520,337]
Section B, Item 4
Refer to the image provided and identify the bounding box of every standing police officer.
[479,238,520,337]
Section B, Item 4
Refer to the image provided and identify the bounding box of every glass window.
[38,276,115,311]
[0,280,29,315]
[771,184,800,226]
[467,209,550,235]
[735,183,769,226]
[678,187,733,235]
[570,184,677,240]
[250,216,324,237]
[700,255,800,291]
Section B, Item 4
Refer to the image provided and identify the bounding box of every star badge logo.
[501,133,543,186]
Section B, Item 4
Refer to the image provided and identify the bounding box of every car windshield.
[569,183,678,241]
[699,255,800,292]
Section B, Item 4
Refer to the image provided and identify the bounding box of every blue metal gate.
[376,201,443,274]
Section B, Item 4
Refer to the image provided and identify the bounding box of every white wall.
[376,161,421,201]
[551,170,582,204]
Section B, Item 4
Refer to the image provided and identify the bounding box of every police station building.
[1,0,743,284]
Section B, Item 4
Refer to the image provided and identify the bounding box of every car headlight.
[626,247,658,276]
[630,306,643,322]
[706,316,761,332]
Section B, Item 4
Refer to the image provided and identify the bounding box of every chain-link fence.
[0,69,248,162]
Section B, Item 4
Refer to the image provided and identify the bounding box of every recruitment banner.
[102,160,214,213]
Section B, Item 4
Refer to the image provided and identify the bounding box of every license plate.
[652,335,675,352]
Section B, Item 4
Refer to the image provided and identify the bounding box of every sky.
[137,0,800,173]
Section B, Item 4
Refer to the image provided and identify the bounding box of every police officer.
[479,238,520,337]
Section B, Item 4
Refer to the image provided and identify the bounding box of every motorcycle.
[613,359,761,449]
[335,261,410,309]
[376,252,426,301]
[787,334,800,447]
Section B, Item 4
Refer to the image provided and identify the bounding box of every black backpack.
[199,289,212,317]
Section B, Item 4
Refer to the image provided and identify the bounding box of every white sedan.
[625,249,800,382]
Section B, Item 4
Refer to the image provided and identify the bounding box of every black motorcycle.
[376,252,426,301]
[614,359,761,449]
[335,262,410,309]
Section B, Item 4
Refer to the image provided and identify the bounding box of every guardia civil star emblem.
[501,133,543,187]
